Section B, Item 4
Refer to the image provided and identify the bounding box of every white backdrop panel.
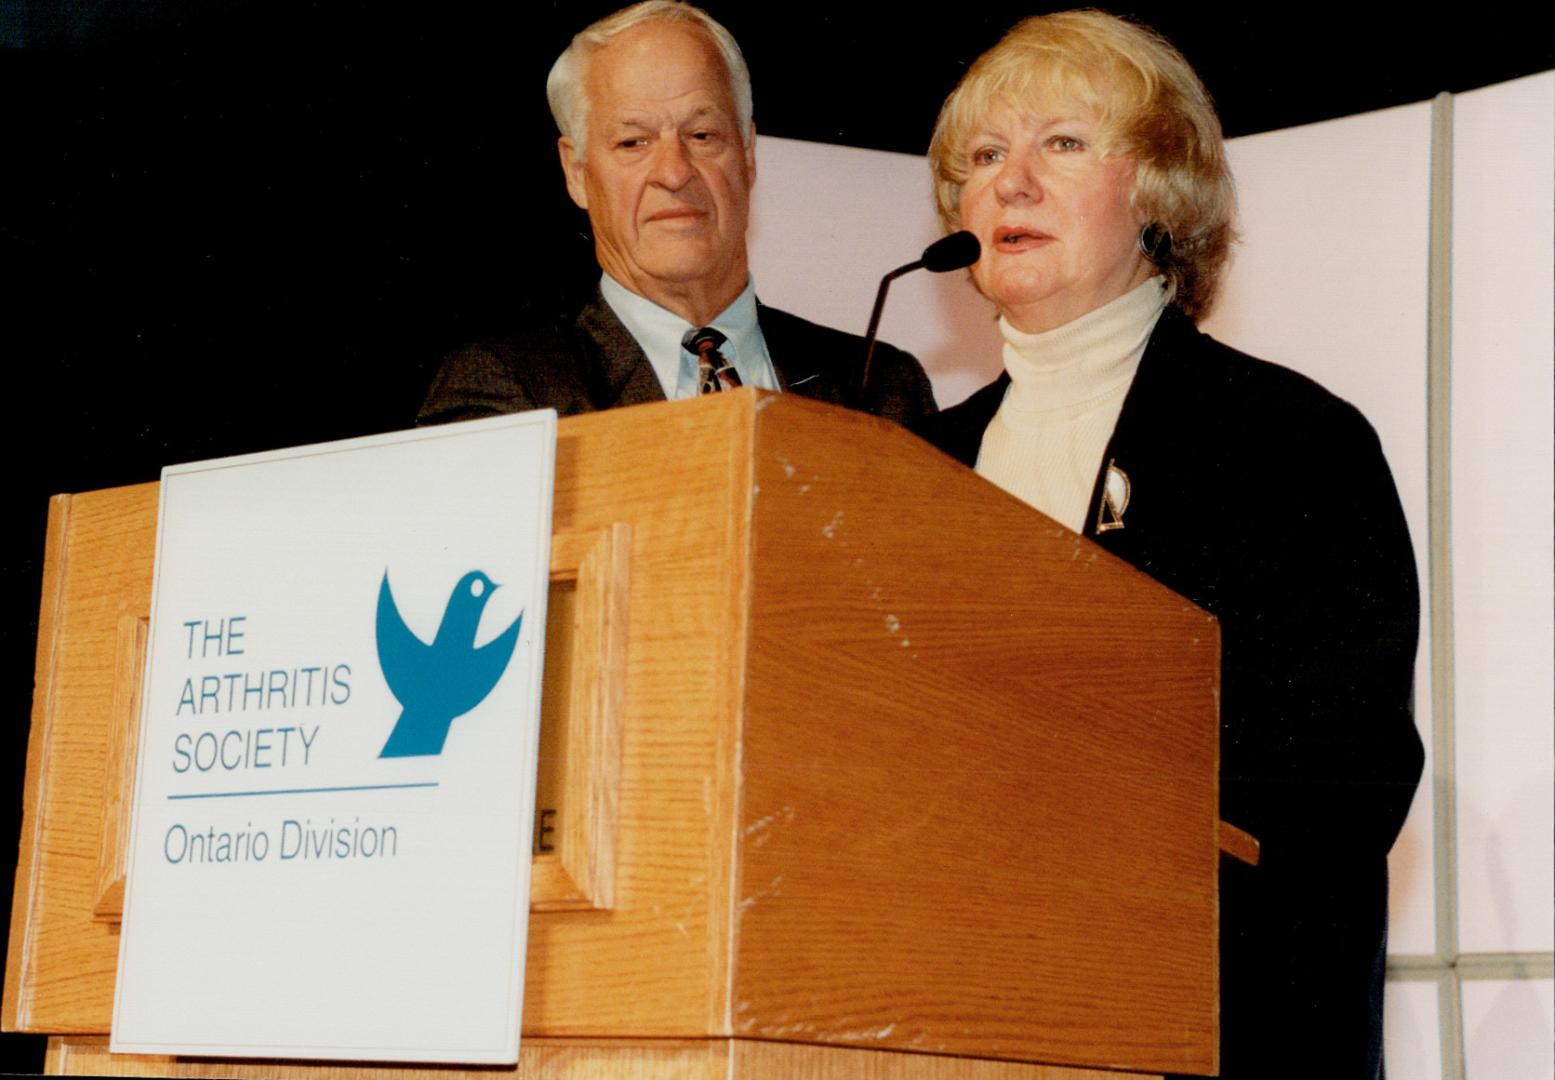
[748,135,1001,405]
[1200,102,1437,955]
[1449,72,1555,956]
[1462,979,1555,1080]
[1383,980,1443,1080]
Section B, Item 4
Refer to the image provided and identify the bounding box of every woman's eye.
[1050,135,1085,152]
[972,146,1003,166]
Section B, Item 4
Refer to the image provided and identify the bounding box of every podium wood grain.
[7,402,761,1038]
[733,395,1217,1073]
[7,392,1219,1076]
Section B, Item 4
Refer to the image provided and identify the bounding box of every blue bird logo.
[376,569,523,758]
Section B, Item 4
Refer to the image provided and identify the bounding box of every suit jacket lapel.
[757,301,842,404]
[912,373,1008,467]
[575,293,669,410]
[919,308,1205,539]
[1083,307,1199,553]
[753,300,793,393]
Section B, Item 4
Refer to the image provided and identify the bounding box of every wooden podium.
[5,391,1224,1078]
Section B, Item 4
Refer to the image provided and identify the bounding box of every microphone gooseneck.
[860,231,981,395]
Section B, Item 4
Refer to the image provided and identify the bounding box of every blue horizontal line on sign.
[168,782,439,800]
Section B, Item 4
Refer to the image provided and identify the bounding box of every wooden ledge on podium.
[6,390,1223,1078]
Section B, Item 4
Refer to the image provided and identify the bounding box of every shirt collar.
[598,274,766,398]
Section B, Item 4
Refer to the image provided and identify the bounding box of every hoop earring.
[1138,222,1173,264]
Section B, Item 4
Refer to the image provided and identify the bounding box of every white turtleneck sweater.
[975,277,1170,532]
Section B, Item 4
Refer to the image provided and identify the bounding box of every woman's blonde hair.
[928,10,1235,319]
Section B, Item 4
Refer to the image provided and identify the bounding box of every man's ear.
[558,136,588,209]
[744,122,757,187]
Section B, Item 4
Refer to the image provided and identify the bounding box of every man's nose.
[649,136,695,189]
[994,155,1043,205]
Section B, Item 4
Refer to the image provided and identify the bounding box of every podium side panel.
[5,484,159,1032]
[5,494,73,1031]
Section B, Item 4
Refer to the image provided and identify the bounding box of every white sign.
[111,412,556,1064]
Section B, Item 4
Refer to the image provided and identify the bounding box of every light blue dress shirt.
[597,274,780,399]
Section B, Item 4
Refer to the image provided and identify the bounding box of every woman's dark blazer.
[914,307,1424,1079]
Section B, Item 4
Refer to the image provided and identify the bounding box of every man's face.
[560,21,755,311]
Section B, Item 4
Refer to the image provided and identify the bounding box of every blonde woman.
[915,13,1421,1078]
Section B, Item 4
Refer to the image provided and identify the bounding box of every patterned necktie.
[683,326,742,394]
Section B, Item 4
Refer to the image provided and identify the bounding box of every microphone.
[861,231,980,394]
[919,229,981,273]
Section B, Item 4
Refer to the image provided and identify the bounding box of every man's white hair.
[547,1,754,159]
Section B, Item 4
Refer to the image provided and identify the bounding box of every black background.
[0,1,1550,1071]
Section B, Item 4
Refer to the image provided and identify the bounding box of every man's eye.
[617,137,647,150]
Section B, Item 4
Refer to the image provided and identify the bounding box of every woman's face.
[958,100,1154,333]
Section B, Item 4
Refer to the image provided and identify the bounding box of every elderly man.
[418,1,934,425]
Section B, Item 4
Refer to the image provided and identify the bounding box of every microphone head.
[921,230,981,273]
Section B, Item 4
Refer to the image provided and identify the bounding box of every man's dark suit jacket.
[915,308,1424,1080]
[418,292,936,426]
